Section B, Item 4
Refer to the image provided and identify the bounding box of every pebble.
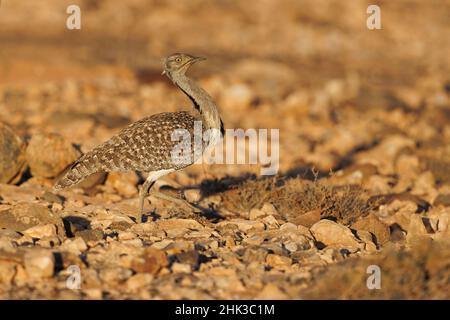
[262,215,280,229]
[290,209,321,228]
[0,122,26,184]
[157,218,204,231]
[255,283,289,300]
[266,254,292,268]
[310,220,363,249]
[172,262,192,273]
[0,203,64,237]
[105,172,138,197]
[125,273,153,291]
[24,249,55,278]
[23,224,57,239]
[131,248,168,274]
[0,261,17,284]
[249,208,267,220]
[60,237,88,255]
[351,213,390,246]
[406,215,429,241]
[26,132,81,178]
[184,189,201,202]
[118,231,137,241]
[218,220,265,233]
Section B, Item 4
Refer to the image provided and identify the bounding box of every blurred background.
[0,0,450,300]
[1,0,450,179]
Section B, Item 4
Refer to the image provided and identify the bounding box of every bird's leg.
[151,190,202,213]
[138,178,155,223]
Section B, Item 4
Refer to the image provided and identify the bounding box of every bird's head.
[162,53,205,78]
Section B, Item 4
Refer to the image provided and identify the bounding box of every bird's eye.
[175,57,182,62]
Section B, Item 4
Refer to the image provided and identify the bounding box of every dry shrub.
[300,239,450,299]
[219,175,370,224]
[220,177,278,213]
[271,178,370,225]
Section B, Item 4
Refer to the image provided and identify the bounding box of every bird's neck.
[171,73,223,134]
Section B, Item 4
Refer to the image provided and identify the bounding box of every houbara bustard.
[54,53,224,222]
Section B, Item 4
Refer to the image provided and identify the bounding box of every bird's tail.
[53,154,100,190]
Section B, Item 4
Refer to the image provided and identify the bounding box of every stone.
[75,229,104,243]
[175,250,200,269]
[412,171,436,196]
[157,219,203,231]
[83,289,103,299]
[131,248,168,274]
[283,241,298,253]
[407,215,428,236]
[184,230,212,239]
[290,233,313,250]
[130,222,159,235]
[243,235,265,246]
[351,213,390,245]
[261,203,279,216]
[280,222,298,231]
[310,220,363,249]
[249,208,267,220]
[255,283,289,300]
[99,267,133,284]
[122,238,143,247]
[0,239,13,251]
[266,254,292,268]
[23,224,57,239]
[290,209,321,228]
[172,262,192,273]
[218,219,265,233]
[151,239,174,250]
[262,215,279,229]
[241,247,269,264]
[60,237,88,255]
[184,189,201,202]
[26,132,81,178]
[91,208,135,229]
[378,197,422,217]
[23,249,55,278]
[319,247,347,263]
[355,230,377,252]
[0,261,17,284]
[0,122,26,184]
[118,231,137,241]
[37,236,61,248]
[105,172,138,197]
[433,194,450,207]
[391,211,412,232]
[165,227,189,238]
[15,234,34,246]
[0,228,21,239]
[0,203,64,236]
[125,273,153,291]
[437,212,450,233]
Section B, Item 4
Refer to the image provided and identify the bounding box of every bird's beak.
[192,56,206,62]
[161,70,167,76]
[185,56,206,68]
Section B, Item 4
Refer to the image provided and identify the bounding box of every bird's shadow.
[136,165,333,223]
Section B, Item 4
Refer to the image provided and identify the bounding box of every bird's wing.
[54,111,199,189]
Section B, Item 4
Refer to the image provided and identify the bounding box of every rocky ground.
[0,0,449,299]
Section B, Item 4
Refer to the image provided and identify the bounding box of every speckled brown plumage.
[54,111,202,189]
